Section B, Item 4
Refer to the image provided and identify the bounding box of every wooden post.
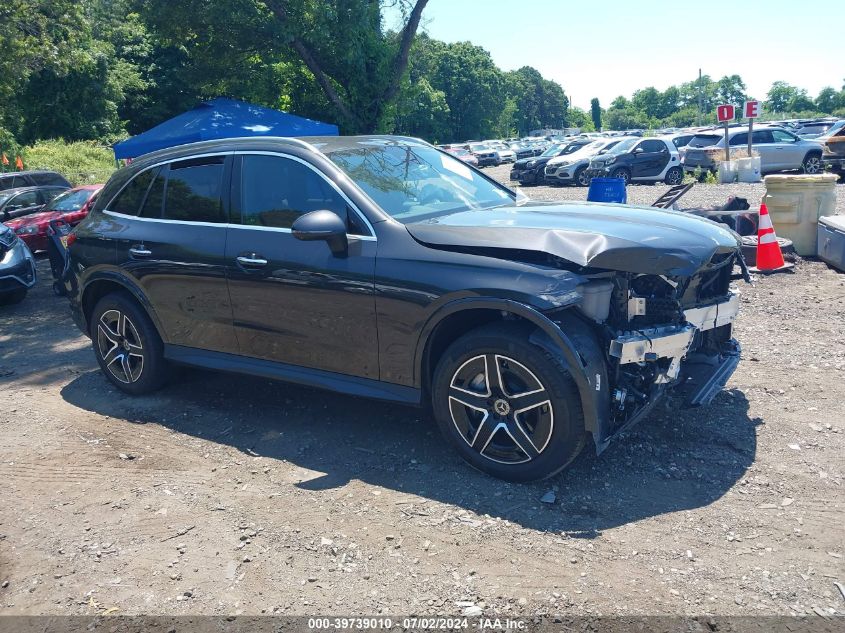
[747,117,754,157]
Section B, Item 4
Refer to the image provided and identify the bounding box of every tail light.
[66,233,77,247]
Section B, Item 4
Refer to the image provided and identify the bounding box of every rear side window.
[109,169,155,216]
[30,172,70,187]
[687,134,721,148]
[9,190,39,208]
[729,133,748,146]
[163,157,225,223]
[238,155,348,230]
[139,169,165,219]
[639,140,665,152]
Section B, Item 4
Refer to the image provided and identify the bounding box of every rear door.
[107,155,238,354]
[751,129,777,171]
[631,139,669,178]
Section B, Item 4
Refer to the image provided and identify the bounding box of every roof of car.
[0,169,64,177]
[0,185,67,195]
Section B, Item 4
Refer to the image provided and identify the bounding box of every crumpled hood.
[405,201,742,277]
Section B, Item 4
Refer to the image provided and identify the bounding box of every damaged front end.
[548,248,747,451]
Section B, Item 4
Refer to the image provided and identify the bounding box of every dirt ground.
[1,185,844,618]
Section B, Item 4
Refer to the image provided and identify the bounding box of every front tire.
[575,166,591,187]
[431,324,587,482]
[802,153,822,174]
[664,166,683,185]
[610,167,631,185]
[90,292,171,395]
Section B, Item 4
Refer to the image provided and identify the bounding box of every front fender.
[414,298,606,447]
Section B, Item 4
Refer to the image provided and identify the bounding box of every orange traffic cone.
[752,203,791,273]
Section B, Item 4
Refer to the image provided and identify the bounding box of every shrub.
[20,139,116,185]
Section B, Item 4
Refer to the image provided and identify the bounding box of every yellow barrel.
[763,174,838,256]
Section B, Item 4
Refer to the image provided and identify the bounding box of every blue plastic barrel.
[587,177,627,204]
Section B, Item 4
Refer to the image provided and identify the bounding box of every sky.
[386,0,845,110]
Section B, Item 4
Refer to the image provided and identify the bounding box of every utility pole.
[697,68,703,127]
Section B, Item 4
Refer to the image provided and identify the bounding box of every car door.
[631,139,669,178]
[1,189,42,220]
[770,129,804,169]
[106,155,239,354]
[751,129,777,171]
[224,152,379,379]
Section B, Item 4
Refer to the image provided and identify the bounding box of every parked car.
[66,135,745,482]
[820,122,845,179]
[0,185,70,221]
[681,126,824,175]
[793,118,839,138]
[510,139,592,185]
[484,141,516,164]
[444,147,479,167]
[3,184,103,252]
[544,138,624,186]
[468,143,498,167]
[0,170,71,192]
[0,223,37,305]
[587,136,684,185]
[510,143,536,160]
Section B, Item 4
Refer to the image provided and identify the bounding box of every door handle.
[236,255,268,268]
[129,246,152,258]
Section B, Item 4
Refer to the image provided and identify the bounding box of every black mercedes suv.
[66,135,746,482]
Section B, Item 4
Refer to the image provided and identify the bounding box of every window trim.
[103,150,376,241]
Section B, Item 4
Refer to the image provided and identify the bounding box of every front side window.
[110,169,155,216]
[238,155,348,230]
[163,157,225,223]
[752,130,775,144]
[8,190,39,209]
[772,130,797,143]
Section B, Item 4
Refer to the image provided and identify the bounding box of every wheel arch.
[416,298,608,449]
[81,273,166,341]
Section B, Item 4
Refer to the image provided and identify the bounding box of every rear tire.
[90,292,171,395]
[0,288,27,306]
[431,324,587,482]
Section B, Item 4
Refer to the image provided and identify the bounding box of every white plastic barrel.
[763,174,838,256]
[737,156,762,183]
[718,160,737,184]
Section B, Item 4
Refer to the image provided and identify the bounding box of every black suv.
[67,135,746,482]
[0,170,71,192]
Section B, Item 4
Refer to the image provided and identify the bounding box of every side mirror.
[292,210,348,255]
[634,147,644,154]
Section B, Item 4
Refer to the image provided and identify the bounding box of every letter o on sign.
[717,104,735,123]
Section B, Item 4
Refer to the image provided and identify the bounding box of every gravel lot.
[0,176,843,619]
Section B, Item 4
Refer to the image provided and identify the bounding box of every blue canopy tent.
[113,98,338,159]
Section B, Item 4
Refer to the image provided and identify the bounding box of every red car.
[4,184,103,252]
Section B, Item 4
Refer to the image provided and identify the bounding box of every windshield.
[605,138,638,154]
[327,142,514,222]
[44,188,93,212]
[539,145,561,157]
[469,144,488,152]
[687,134,722,148]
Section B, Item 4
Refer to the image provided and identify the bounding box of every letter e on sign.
[717,104,735,123]
[744,100,760,118]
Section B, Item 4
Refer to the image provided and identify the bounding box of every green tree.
[714,75,747,107]
[815,87,839,113]
[136,0,430,133]
[767,81,800,113]
[590,98,602,131]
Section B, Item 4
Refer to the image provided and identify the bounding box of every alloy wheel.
[577,169,591,186]
[803,156,822,174]
[97,309,145,383]
[448,354,554,464]
[666,167,683,185]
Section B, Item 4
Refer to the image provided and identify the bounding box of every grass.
[19,139,116,186]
